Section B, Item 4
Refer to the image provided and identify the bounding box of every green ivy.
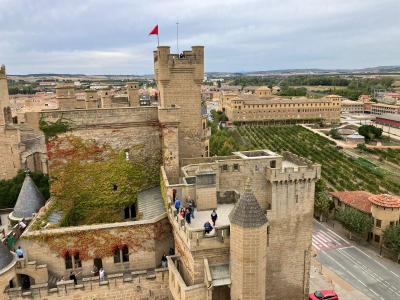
[39,117,72,142]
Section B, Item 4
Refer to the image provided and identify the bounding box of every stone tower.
[127,82,139,107]
[0,64,11,126]
[85,90,100,109]
[229,179,268,300]
[154,46,209,159]
[100,88,112,108]
[56,83,76,110]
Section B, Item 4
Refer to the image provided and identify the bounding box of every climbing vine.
[47,135,160,226]
[39,116,72,142]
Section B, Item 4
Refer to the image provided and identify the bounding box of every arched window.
[114,246,129,263]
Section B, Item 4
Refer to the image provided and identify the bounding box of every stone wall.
[21,216,173,278]
[0,127,22,179]
[5,268,169,300]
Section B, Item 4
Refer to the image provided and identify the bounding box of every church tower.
[229,179,268,300]
[154,46,209,159]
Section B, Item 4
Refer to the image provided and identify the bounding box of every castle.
[0,46,319,300]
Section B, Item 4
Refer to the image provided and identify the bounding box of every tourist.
[189,198,196,218]
[99,268,105,282]
[172,189,177,201]
[6,234,15,251]
[69,271,78,285]
[185,208,191,224]
[161,253,167,268]
[16,246,24,258]
[91,265,99,277]
[180,208,185,218]
[204,221,213,234]
[19,220,27,230]
[174,198,181,211]
[211,209,218,226]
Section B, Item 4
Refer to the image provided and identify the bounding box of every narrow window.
[374,234,380,243]
[270,160,276,168]
[376,219,382,228]
[233,163,239,171]
[65,252,73,270]
[74,252,82,268]
[122,246,129,262]
[113,248,121,263]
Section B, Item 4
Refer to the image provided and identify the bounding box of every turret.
[85,90,100,109]
[229,178,268,300]
[127,82,139,107]
[56,83,76,110]
[100,88,112,108]
[0,64,11,126]
[154,46,209,159]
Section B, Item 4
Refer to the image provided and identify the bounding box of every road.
[313,221,400,300]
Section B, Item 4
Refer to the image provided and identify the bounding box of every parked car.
[309,290,339,300]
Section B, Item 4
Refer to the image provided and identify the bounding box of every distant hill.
[207,66,400,77]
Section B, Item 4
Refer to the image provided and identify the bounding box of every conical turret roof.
[12,174,45,219]
[229,178,267,228]
[0,242,14,270]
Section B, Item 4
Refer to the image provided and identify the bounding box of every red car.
[309,290,338,300]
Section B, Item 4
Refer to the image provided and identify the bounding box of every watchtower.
[100,88,112,108]
[56,83,76,110]
[85,90,100,109]
[127,82,139,107]
[154,46,208,159]
[229,179,268,300]
[0,65,11,126]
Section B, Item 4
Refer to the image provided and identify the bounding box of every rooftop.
[11,174,46,220]
[187,204,234,230]
[330,191,374,214]
[368,194,400,208]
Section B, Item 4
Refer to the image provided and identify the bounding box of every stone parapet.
[5,268,169,300]
[266,165,320,182]
[167,256,207,300]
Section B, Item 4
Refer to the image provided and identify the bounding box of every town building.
[341,99,364,114]
[330,191,400,247]
[375,114,400,128]
[223,93,341,124]
[371,103,400,115]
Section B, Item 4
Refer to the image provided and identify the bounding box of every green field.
[229,125,400,194]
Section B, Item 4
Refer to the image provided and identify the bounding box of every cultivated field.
[234,125,400,194]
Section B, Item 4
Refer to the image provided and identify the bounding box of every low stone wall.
[5,268,169,300]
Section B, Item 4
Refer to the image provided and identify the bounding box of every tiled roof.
[330,191,374,214]
[0,242,14,270]
[368,194,400,208]
[229,179,267,228]
[12,174,46,219]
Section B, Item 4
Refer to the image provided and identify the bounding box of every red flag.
[149,25,158,35]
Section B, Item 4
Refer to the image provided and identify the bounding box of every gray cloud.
[0,0,399,74]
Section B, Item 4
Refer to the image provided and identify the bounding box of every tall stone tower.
[85,90,100,109]
[154,46,209,159]
[0,64,11,127]
[229,179,268,300]
[56,83,76,110]
[100,88,112,108]
[127,82,139,107]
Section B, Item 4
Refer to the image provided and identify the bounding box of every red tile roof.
[368,194,400,208]
[330,191,374,214]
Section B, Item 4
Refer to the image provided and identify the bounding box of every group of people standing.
[173,190,196,225]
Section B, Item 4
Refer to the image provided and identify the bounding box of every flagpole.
[157,34,159,47]
[176,20,179,54]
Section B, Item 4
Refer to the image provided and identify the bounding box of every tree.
[336,207,372,239]
[358,125,383,142]
[0,171,49,209]
[314,179,333,221]
[329,128,342,140]
[383,225,400,262]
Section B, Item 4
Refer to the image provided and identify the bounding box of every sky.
[0,0,399,75]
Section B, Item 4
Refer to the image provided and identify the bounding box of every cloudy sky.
[0,0,399,74]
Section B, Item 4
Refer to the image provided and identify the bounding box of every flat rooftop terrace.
[187,204,234,232]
